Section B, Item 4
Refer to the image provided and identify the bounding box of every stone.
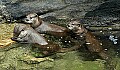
[0,0,105,20]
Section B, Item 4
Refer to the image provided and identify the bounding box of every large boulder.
[81,0,120,26]
[0,0,105,20]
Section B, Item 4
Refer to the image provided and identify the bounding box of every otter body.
[35,21,69,37]
[11,24,48,45]
[12,23,81,56]
[24,13,69,37]
[11,24,62,55]
[68,21,109,60]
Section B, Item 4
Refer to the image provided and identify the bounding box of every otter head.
[11,24,48,45]
[24,13,42,28]
[68,21,87,35]
[11,24,28,41]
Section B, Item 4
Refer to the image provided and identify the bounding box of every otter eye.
[30,17,32,19]
[71,24,75,25]
[34,15,37,17]
[78,24,82,27]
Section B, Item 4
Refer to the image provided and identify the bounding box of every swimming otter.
[11,24,47,44]
[24,13,70,37]
[12,23,83,55]
[68,21,109,60]
[11,24,65,55]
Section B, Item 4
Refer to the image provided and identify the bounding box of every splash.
[109,35,118,44]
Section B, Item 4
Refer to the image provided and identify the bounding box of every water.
[0,22,120,70]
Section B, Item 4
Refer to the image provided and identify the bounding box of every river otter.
[23,13,70,37]
[11,24,66,55]
[11,24,81,55]
[11,24,48,45]
[68,21,109,60]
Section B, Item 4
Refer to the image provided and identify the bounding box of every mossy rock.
[0,23,15,48]
[54,51,104,70]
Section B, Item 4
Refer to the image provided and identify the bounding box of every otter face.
[16,30,28,42]
[24,13,38,24]
[68,21,81,30]
[11,24,48,45]
[68,21,85,34]
[11,24,31,42]
[11,24,28,41]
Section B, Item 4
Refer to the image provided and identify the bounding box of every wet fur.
[68,21,109,60]
[11,24,62,55]
[11,24,79,55]
[24,13,69,37]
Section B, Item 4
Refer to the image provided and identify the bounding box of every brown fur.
[68,21,109,60]
[11,24,78,55]
[24,13,70,37]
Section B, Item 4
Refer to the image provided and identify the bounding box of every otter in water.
[11,24,48,45]
[11,24,67,55]
[11,24,81,55]
[23,13,70,37]
[68,21,109,60]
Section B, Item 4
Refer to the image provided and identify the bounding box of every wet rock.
[0,39,15,48]
[19,55,54,64]
[0,52,6,62]
[116,59,120,70]
[85,0,120,17]
[0,16,6,23]
[54,51,105,70]
[0,0,105,20]
[0,63,15,70]
[48,2,103,20]
[0,24,15,48]
[83,0,120,26]
[0,42,55,70]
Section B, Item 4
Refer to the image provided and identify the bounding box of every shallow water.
[0,22,120,70]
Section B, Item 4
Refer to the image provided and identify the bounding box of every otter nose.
[11,37,17,41]
[23,18,29,22]
[25,18,29,21]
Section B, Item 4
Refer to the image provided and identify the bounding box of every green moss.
[54,51,104,70]
[0,23,15,40]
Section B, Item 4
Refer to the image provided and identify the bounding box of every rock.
[116,59,120,70]
[19,54,54,64]
[0,0,105,20]
[83,0,120,26]
[0,39,15,48]
[0,63,15,70]
[0,16,6,23]
[47,2,103,20]
[0,52,6,62]
[54,51,105,70]
[85,0,120,17]
[0,24,15,48]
